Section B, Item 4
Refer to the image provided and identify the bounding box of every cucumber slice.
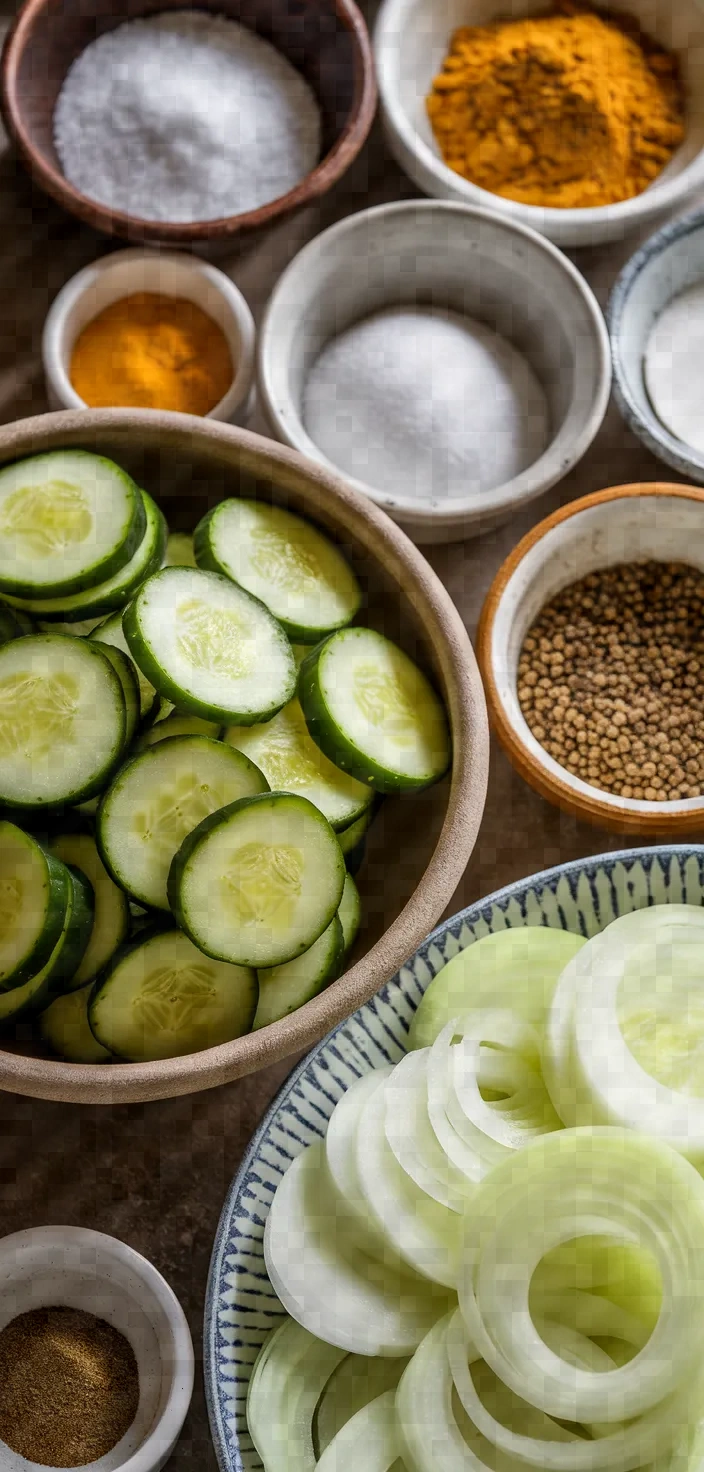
[0,635,126,809]
[50,833,129,986]
[165,532,196,567]
[0,822,71,990]
[338,807,374,856]
[37,615,104,636]
[338,873,361,955]
[88,927,258,1061]
[0,451,145,597]
[123,566,296,725]
[225,699,372,832]
[7,491,167,621]
[254,914,344,1030]
[0,600,30,644]
[0,864,94,1022]
[47,864,95,995]
[41,983,111,1063]
[5,606,34,636]
[194,499,361,643]
[299,629,451,794]
[91,642,140,746]
[137,712,222,748]
[169,791,345,968]
[98,735,268,911]
[92,611,159,723]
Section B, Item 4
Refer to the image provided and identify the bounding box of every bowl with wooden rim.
[476,482,704,836]
[0,408,488,1105]
[0,0,376,248]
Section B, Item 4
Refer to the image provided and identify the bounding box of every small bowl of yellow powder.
[375,0,704,247]
[43,248,255,423]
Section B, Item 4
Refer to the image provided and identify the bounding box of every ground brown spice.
[517,562,704,801]
[0,1306,139,1467]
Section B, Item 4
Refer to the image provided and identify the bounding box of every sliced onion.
[247,1316,346,1471]
[396,1312,480,1472]
[325,1069,391,1220]
[315,1390,403,1472]
[384,1050,472,1213]
[447,1011,562,1158]
[457,1129,704,1426]
[315,1353,409,1457]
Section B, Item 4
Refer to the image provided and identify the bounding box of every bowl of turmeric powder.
[375,0,704,248]
[43,249,256,423]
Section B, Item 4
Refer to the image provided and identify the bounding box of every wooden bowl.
[0,408,488,1104]
[0,0,376,247]
[477,482,704,836]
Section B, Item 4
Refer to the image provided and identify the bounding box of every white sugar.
[302,307,550,505]
[54,10,322,223]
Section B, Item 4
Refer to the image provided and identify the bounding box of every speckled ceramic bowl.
[204,843,704,1472]
[609,208,704,481]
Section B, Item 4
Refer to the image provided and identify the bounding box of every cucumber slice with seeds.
[194,499,361,643]
[254,914,344,1030]
[98,735,268,911]
[0,635,126,809]
[0,867,92,1023]
[169,791,345,969]
[338,873,361,955]
[91,642,140,746]
[299,628,451,793]
[225,699,372,832]
[6,491,167,621]
[50,833,129,986]
[0,451,145,598]
[92,611,158,723]
[124,566,296,725]
[41,983,111,1063]
[89,927,258,1062]
[0,822,71,990]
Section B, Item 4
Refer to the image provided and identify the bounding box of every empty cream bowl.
[43,249,256,424]
[257,199,611,544]
[0,1225,194,1472]
[374,0,704,248]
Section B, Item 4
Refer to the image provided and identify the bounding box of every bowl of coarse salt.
[0,0,376,247]
[258,199,612,544]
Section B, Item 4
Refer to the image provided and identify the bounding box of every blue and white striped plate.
[204,844,704,1472]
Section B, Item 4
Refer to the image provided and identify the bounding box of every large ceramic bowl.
[0,408,488,1105]
[204,843,704,1472]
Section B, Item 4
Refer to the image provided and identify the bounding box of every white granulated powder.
[303,307,550,503]
[54,10,322,223]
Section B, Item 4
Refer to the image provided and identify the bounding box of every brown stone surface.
[0,0,701,1463]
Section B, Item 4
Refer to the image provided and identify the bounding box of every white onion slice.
[384,1050,472,1212]
[448,1011,562,1158]
[325,1069,391,1221]
[247,1316,346,1471]
[396,1312,481,1472]
[315,1353,409,1456]
[315,1390,404,1472]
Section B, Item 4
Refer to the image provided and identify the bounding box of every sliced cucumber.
[169,792,345,969]
[254,914,344,1030]
[165,532,196,567]
[338,873,361,955]
[91,641,140,745]
[0,635,126,809]
[0,600,30,644]
[338,807,374,857]
[138,712,222,748]
[92,611,159,723]
[0,822,71,990]
[194,499,361,643]
[38,615,104,636]
[0,864,94,1022]
[123,566,296,725]
[5,606,33,636]
[47,864,95,995]
[0,451,145,597]
[41,982,111,1063]
[299,629,451,794]
[7,491,167,621]
[50,833,129,986]
[88,927,258,1062]
[98,735,268,911]
[225,699,372,832]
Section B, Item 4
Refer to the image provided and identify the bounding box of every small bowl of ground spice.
[375,0,704,248]
[0,1225,194,1471]
[477,482,704,834]
[43,249,255,422]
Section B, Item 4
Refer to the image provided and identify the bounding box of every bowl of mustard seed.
[477,482,704,834]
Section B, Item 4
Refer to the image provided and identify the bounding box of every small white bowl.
[374,0,704,249]
[257,199,611,544]
[0,1225,194,1472]
[43,249,256,424]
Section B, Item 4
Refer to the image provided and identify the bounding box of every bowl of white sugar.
[0,0,376,246]
[258,200,612,543]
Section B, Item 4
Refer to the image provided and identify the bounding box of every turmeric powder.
[426,2,685,210]
[70,292,234,415]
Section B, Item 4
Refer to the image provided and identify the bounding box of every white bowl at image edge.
[0,1225,194,1472]
[374,0,704,249]
[257,200,612,544]
[42,249,256,425]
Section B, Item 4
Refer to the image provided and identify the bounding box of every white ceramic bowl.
[0,1226,194,1472]
[43,249,256,424]
[374,0,704,248]
[257,199,611,544]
